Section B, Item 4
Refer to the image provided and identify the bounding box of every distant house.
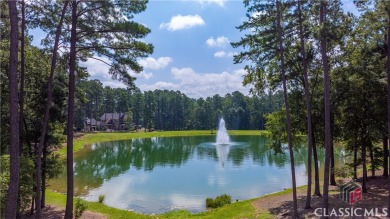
[100,113,128,130]
[84,118,100,132]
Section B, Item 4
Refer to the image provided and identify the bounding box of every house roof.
[85,118,98,126]
[100,113,126,121]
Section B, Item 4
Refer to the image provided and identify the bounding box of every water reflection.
[216,144,230,167]
[49,135,333,214]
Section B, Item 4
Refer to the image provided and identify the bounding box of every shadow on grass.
[24,206,65,219]
[267,176,389,218]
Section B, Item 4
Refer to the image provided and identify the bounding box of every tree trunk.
[368,140,375,177]
[297,0,313,209]
[41,140,48,208]
[383,137,388,177]
[312,134,321,197]
[387,10,390,212]
[362,135,368,193]
[330,141,336,185]
[276,1,298,217]
[64,1,77,218]
[320,0,331,214]
[30,143,37,215]
[354,142,358,179]
[6,1,20,218]
[19,0,25,156]
[35,2,69,218]
[30,189,35,216]
[17,2,26,216]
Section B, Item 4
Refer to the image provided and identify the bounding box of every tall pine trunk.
[330,141,336,185]
[362,133,368,193]
[320,0,331,214]
[35,2,69,217]
[297,0,313,209]
[353,141,358,179]
[41,140,48,208]
[383,137,388,177]
[368,141,375,177]
[30,143,37,215]
[312,132,321,196]
[16,2,26,217]
[65,1,77,218]
[276,1,298,217]
[19,0,25,156]
[387,11,390,211]
[6,1,20,218]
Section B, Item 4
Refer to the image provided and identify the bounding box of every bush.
[334,163,354,179]
[98,195,105,203]
[1,155,35,217]
[205,194,231,209]
[75,198,88,219]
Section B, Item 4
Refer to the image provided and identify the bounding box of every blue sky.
[31,0,358,98]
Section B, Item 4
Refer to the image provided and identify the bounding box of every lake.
[50,135,326,214]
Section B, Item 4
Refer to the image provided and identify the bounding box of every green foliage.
[74,81,284,132]
[1,155,35,216]
[0,156,10,217]
[205,194,231,209]
[98,195,105,203]
[75,198,88,219]
[334,162,354,179]
[265,109,306,153]
[265,110,287,152]
[45,153,64,180]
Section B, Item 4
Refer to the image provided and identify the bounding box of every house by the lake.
[100,113,128,131]
[84,118,101,132]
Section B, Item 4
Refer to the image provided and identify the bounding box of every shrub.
[205,194,231,209]
[1,155,35,217]
[334,163,353,179]
[75,198,88,219]
[98,195,105,203]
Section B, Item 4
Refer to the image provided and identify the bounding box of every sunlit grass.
[46,190,153,219]
[46,190,275,219]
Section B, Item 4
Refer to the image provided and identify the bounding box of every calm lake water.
[50,135,327,214]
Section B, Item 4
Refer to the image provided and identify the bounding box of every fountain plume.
[216,118,230,145]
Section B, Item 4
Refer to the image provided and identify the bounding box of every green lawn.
[46,189,275,219]
[47,185,309,218]
[51,130,275,218]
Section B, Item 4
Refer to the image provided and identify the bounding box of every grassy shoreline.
[47,186,302,219]
[50,130,281,218]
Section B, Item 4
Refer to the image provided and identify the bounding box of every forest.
[73,80,284,131]
[1,0,390,218]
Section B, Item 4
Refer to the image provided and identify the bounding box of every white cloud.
[198,0,226,7]
[102,80,127,88]
[138,57,173,70]
[82,57,154,89]
[214,51,226,58]
[130,71,154,80]
[160,15,205,31]
[140,81,180,91]
[214,51,237,58]
[82,57,111,77]
[139,67,250,98]
[206,36,230,48]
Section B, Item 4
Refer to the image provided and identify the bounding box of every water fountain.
[216,118,230,167]
[216,118,230,145]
